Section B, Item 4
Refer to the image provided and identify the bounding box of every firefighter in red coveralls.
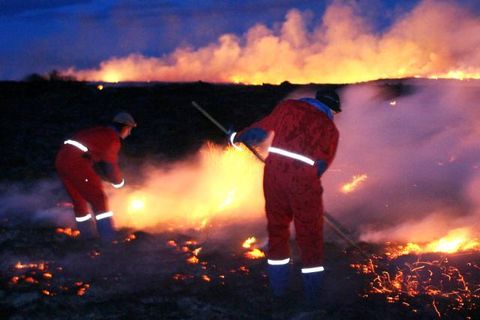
[55,112,137,241]
[230,90,341,305]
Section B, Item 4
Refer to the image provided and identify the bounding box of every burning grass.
[2,224,480,319]
[351,240,480,318]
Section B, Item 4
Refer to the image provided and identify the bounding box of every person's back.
[230,89,341,307]
[262,99,339,175]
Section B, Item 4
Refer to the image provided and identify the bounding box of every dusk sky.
[1,0,479,82]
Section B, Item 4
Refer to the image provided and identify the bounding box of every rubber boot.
[302,271,324,307]
[96,216,116,242]
[267,263,290,297]
[77,219,98,240]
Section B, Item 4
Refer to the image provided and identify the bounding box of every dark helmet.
[316,90,341,113]
[113,112,137,127]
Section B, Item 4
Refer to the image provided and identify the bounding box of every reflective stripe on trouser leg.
[301,266,325,273]
[267,258,290,265]
[75,214,92,222]
[95,211,114,220]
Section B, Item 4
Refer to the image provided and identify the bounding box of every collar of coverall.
[299,98,334,120]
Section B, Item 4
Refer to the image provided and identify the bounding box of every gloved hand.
[315,160,328,177]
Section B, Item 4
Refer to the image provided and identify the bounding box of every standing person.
[55,112,137,241]
[230,89,341,305]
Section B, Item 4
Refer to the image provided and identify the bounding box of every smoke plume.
[63,0,480,84]
[324,79,480,242]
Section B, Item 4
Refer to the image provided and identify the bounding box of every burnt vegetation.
[1,80,479,319]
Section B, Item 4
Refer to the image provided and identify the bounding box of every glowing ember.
[56,227,80,238]
[186,256,199,264]
[352,254,480,317]
[167,240,177,247]
[43,272,53,279]
[15,262,45,270]
[201,275,211,282]
[76,283,90,296]
[124,234,136,242]
[42,289,52,296]
[172,273,194,281]
[341,174,368,194]
[10,276,19,284]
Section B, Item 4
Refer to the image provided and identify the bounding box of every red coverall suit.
[236,98,339,299]
[55,126,124,231]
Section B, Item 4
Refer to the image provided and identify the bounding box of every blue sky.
[0,0,478,80]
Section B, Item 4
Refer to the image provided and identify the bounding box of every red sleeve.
[103,137,123,184]
[313,122,339,167]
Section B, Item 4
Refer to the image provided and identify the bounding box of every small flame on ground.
[385,228,480,259]
[56,227,80,238]
[124,234,136,242]
[242,237,257,249]
[341,174,368,194]
[242,236,265,259]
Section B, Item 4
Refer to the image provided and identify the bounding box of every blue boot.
[96,216,116,242]
[267,262,291,297]
[302,269,325,307]
[77,219,98,240]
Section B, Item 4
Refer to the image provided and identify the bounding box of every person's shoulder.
[83,125,118,137]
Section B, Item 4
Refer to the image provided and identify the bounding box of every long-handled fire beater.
[192,101,369,258]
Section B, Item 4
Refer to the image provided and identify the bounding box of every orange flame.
[111,143,264,232]
[341,174,368,194]
[242,236,266,259]
[242,237,257,249]
[64,2,480,84]
[56,227,80,238]
[385,228,480,258]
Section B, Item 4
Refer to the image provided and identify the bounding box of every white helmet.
[113,112,137,127]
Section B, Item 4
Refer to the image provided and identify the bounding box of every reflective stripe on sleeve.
[301,266,325,273]
[268,147,315,166]
[267,258,291,265]
[96,211,114,220]
[64,139,89,152]
[112,179,125,189]
[76,214,92,222]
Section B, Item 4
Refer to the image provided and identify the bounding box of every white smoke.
[323,79,480,242]
[0,180,74,227]
[1,80,480,245]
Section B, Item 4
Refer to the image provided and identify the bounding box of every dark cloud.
[0,0,93,16]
